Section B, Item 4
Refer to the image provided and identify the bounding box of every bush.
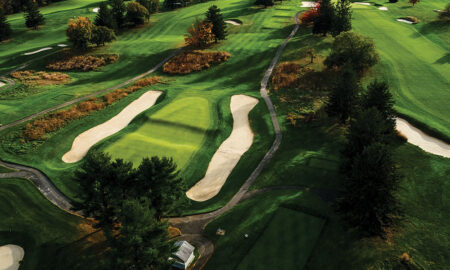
[10,70,69,85]
[47,54,118,71]
[272,62,300,90]
[91,26,116,46]
[184,19,215,49]
[126,1,149,26]
[163,50,230,74]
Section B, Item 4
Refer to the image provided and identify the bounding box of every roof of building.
[173,241,195,263]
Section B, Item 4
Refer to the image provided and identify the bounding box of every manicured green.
[236,207,325,270]
[0,178,82,270]
[103,97,211,169]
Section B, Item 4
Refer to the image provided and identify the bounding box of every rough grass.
[46,54,119,71]
[10,70,70,85]
[163,50,230,74]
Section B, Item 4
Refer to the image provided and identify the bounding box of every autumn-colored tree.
[184,19,215,48]
[66,17,94,51]
[301,2,319,26]
[126,1,149,26]
[409,0,419,6]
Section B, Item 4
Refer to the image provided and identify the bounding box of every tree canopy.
[205,5,227,42]
[0,8,12,41]
[24,1,45,29]
[95,2,116,30]
[331,0,352,37]
[126,1,150,26]
[312,0,334,36]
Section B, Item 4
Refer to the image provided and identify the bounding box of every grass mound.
[163,50,230,74]
[47,54,119,71]
[10,70,69,86]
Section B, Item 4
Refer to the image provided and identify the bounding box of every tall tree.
[91,25,116,46]
[109,0,126,28]
[126,1,150,26]
[95,1,115,30]
[109,199,175,270]
[255,0,274,8]
[66,17,95,51]
[24,1,45,30]
[324,31,379,74]
[362,81,396,134]
[326,68,360,123]
[0,8,12,41]
[339,142,400,236]
[134,156,187,220]
[331,0,352,37]
[313,0,334,36]
[205,5,227,42]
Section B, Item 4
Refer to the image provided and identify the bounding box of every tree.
[134,157,187,220]
[438,4,450,21]
[326,68,360,123]
[91,25,116,46]
[205,5,227,42]
[126,1,149,26]
[164,0,184,10]
[66,17,95,51]
[137,0,159,13]
[339,142,400,236]
[324,32,379,74]
[109,0,126,28]
[301,3,319,26]
[362,81,396,134]
[313,0,334,36]
[73,152,134,230]
[24,1,45,29]
[184,19,215,49]
[331,0,352,37]
[109,199,175,270]
[0,8,12,41]
[409,0,419,6]
[95,1,115,30]
[255,0,274,8]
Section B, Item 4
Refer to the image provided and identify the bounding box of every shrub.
[272,62,300,90]
[184,19,215,48]
[163,50,230,74]
[47,54,119,71]
[91,26,116,46]
[10,70,69,85]
[126,1,150,26]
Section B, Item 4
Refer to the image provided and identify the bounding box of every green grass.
[236,207,325,270]
[103,96,211,169]
[0,178,83,270]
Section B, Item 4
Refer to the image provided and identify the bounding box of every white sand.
[397,19,414,24]
[396,118,450,158]
[186,95,259,202]
[225,20,241,26]
[0,245,24,270]
[301,1,317,8]
[379,7,388,11]
[62,91,162,163]
[57,44,68,47]
[24,47,52,55]
[0,81,5,88]
[354,2,371,5]
[93,8,99,13]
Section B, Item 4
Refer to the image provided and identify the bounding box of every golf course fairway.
[103,97,211,169]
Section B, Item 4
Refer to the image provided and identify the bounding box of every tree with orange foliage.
[184,19,215,48]
[301,1,319,26]
[66,17,94,51]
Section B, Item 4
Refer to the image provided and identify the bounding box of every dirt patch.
[47,54,119,71]
[163,50,230,74]
[10,70,70,86]
[0,245,24,270]
[186,95,258,202]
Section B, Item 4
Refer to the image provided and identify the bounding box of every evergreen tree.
[339,142,400,236]
[326,68,360,123]
[134,156,187,220]
[109,199,175,270]
[0,8,12,41]
[95,2,115,30]
[362,81,396,134]
[313,0,334,36]
[109,0,126,28]
[255,0,274,8]
[24,1,45,30]
[331,0,352,37]
[205,5,227,42]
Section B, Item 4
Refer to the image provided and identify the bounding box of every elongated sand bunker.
[24,47,52,55]
[379,7,388,11]
[396,118,450,158]
[397,19,414,24]
[93,8,99,13]
[57,44,68,47]
[354,2,371,5]
[186,95,258,201]
[0,245,24,270]
[301,1,317,8]
[225,20,241,26]
[0,81,5,88]
[62,91,162,163]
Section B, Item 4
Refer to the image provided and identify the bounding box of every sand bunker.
[0,245,24,270]
[0,81,5,88]
[301,1,317,8]
[396,118,450,158]
[186,95,259,202]
[379,7,388,11]
[57,44,68,47]
[62,91,162,163]
[24,47,52,55]
[93,8,99,13]
[354,2,371,5]
[225,20,241,26]
[397,19,414,24]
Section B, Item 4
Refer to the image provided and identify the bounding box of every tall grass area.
[0,178,87,270]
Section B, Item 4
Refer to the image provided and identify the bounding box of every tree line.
[0,0,65,15]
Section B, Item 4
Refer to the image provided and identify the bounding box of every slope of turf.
[0,178,83,270]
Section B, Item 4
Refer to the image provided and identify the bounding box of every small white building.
[171,240,195,269]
